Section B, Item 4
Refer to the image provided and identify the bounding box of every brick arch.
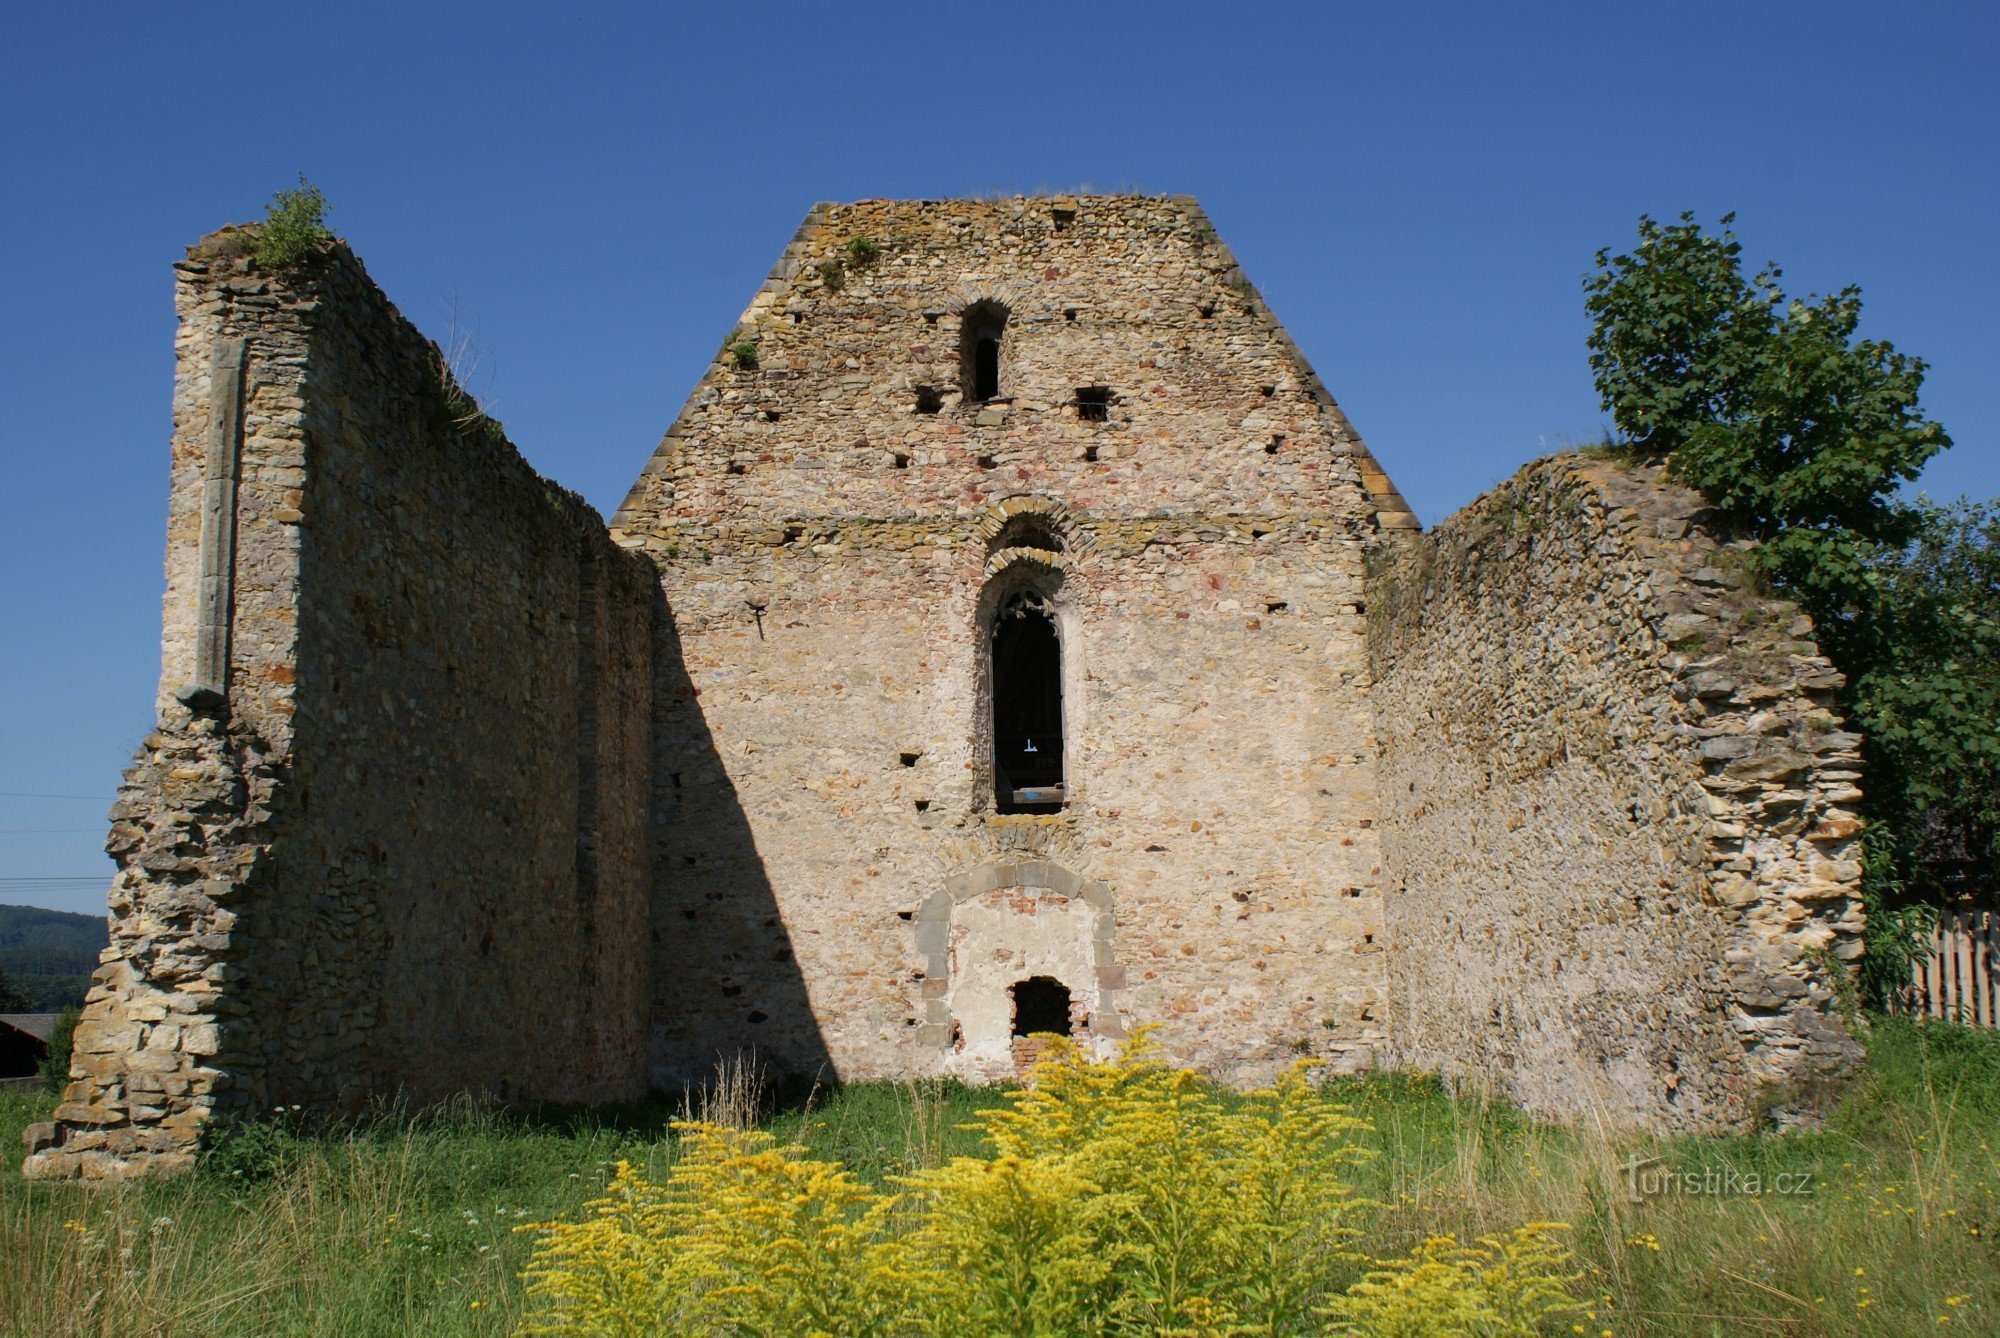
[940,282,1031,317]
[975,495,1094,560]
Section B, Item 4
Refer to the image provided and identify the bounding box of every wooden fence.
[1904,906,2000,1027]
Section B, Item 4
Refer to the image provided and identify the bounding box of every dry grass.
[3,1020,1995,1334]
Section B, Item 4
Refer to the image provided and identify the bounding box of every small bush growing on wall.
[844,234,880,268]
[728,340,759,371]
[253,175,333,270]
[816,257,846,292]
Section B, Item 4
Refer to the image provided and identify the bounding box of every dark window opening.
[1011,976,1073,1037]
[974,338,999,400]
[1051,206,1076,232]
[961,301,1008,403]
[914,385,943,415]
[892,452,910,469]
[1076,386,1112,422]
[992,589,1064,812]
[1265,435,1283,454]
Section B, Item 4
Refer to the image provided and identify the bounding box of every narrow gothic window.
[992,588,1063,812]
[961,300,1008,403]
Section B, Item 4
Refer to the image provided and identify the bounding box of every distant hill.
[0,903,106,1011]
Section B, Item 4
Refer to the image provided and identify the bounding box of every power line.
[0,792,114,802]
[0,829,104,835]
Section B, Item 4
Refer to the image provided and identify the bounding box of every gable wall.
[617,197,1399,1085]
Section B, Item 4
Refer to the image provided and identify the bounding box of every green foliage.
[37,1007,77,1091]
[728,340,758,371]
[252,175,333,270]
[8,1023,2000,1334]
[1849,501,2000,874]
[816,257,846,291]
[1585,213,1947,612]
[201,1111,308,1184]
[0,964,25,1012]
[0,903,106,1010]
[1586,213,1996,1001]
[843,234,880,268]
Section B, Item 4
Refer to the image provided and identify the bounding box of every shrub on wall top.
[253,175,334,271]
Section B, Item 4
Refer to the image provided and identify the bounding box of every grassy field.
[2,1018,1996,1335]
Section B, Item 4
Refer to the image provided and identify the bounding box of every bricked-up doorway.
[992,589,1064,811]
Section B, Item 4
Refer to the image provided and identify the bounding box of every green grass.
[4,1019,1996,1335]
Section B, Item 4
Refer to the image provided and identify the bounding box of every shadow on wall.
[648,603,832,1094]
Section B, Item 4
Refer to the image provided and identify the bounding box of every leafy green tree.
[1585,213,1997,1003]
[40,1007,78,1091]
[0,964,27,1013]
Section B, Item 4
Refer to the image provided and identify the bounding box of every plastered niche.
[915,858,1124,1082]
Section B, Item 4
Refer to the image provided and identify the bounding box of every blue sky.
[3,3,1994,914]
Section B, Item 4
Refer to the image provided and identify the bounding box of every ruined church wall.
[1368,456,1865,1132]
[618,197,1395,1090]
[27,235,653,1178]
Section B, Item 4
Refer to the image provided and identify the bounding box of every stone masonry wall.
[1368,456,1865,1132]
[26,231,655,1178]
[615,196,1410,1088]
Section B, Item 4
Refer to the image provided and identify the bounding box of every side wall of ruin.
[1368,456,1866,1132]
[26,233,655,1179]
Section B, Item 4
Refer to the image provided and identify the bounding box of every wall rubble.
[25,232,657,1179]
[1368,455,1865,1131]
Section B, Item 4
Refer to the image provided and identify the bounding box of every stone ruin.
[24,196,1867,1179]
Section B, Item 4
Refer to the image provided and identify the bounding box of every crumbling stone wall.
[614,196,1412,1088]
[30,197,1879,1178]
[26,234,656,1179]
[1368,456,1865,1131]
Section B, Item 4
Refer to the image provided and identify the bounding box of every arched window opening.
[992,588,1064,812]
[961,301,1008,403]
[1011,976,1074,1037]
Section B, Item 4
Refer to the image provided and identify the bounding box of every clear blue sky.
[3,3,1994,914]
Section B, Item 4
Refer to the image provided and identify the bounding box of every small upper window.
[961,301,1008,403]
[1075,386,1112,422]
